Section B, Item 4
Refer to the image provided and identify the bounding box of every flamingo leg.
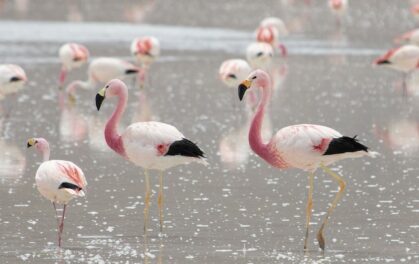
[143,169,151,234]
[304,172,314,250]
[58,204,67,248]
[157,171,164,233]
[316,164,346,251]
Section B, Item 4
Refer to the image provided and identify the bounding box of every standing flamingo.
[65,57,141,102]
[374,45,419,95]
[58,43,89,89]
[131,36,160,88]
[95,79,206,233]
[256,17,288,56]
[412,3,419,21]
[237,70,375,251]
[219,59,252,88]
[27,138,87,247]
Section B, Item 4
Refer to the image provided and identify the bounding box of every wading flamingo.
[328,0,348,26]
[256,17,288,56]
[374,45,419,95]
[66,57,142,102]
[412,3,419,21]
[27,138,87,247]
[246,42,274,70]
[131,36,160,88]
[219,59,252,88]
[95,79,206,233]
[58,43,89,89]
[238,70,375,251]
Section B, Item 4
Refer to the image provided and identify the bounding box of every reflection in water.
[131,90,158,123]
[87,115,108,152]
[59,92,88,143]
[0,137,26,185]
[219,109,272,168]
[374,119,419,156]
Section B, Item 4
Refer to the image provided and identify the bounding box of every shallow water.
[0,0,419,263]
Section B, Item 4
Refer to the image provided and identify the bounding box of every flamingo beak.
[27,138,36,148]
[238,79,251,101]
[95,87,106,111]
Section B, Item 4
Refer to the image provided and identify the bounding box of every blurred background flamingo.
[256,17,288,56]
[131,36,160,88]
[58,43,89,89]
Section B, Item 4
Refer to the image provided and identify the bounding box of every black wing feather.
[323,136,368,155]
[165,138,205,158]
[125,69,139,74]
[58,182,82,191]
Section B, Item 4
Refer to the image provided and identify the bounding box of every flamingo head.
[59,43,89,70]
[95,79,127,111]
[27,137,49,153]
[238,69,270,101]
[219,59,251,87]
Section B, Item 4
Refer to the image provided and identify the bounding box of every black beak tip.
[238,84,247,101]
[95,94,104,111]
[27,143,31,148]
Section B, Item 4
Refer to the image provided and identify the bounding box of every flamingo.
[131,36,160,88]
[66,57,142,102]
[328,0,348,26]
[95,79,206,232]
[412,3,419,21]
[395,29,419,46]
[27,138,87,247]
[237,70,375,251]
[58,43,89,89]
[374,45,419,95]
[256,17,288,56]
[246,42,274,70]
[0,64,27,99]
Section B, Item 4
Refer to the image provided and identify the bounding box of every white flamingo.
[328,0,348,26]
[131,36,160,88]
[66,57,142,101]
[95,79,206,233]
[27,138,87,247]
[58,43,89,89]
[238,70,376,251]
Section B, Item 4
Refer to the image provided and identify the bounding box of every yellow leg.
[317,164,346,251]
[158,171,164,233]
[304,172,314,250]
[143,169,151,234]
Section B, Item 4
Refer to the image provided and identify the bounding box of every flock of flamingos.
[2,0,419,254]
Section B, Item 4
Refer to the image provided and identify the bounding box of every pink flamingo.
[219,59,252,88]
[238,70,376,251]
[412,3,419,21]
[256,17,288,56]
[58,43,89,89]
[328,0,348,27]
[95,79,206,233]
[131,36,160,88]
[65,57,142,102]
[27,138,87,247]
[374,45,419,95]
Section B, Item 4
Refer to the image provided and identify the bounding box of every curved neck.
[249,81,274,163]
[105,87,127,157]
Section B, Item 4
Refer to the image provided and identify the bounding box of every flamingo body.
[219,59,251,87]
[328,0,348,16]
[0,64,27,98]
[131,36,160,66]
[259,17,288,37]
[36,160,87,204]
[374,45,419,73]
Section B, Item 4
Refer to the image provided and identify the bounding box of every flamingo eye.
[227,74,237,79]
[252,76,257,80]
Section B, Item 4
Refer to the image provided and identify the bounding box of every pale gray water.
[0,0,419,263]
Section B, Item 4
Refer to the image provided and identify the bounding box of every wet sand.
[0,0,419,263]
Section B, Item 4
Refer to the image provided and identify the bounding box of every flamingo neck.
[40,146,50,162]
[105,88,127,157]
[249,82,276,165]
